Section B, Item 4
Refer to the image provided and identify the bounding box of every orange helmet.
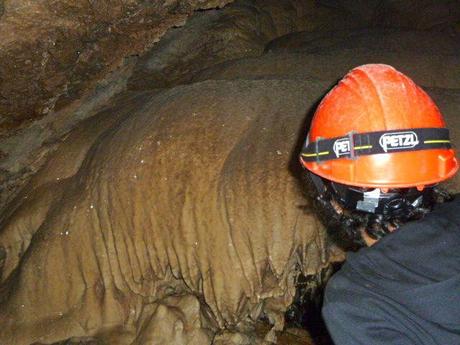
[300,64,458,190]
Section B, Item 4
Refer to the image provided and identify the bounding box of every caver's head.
[300,64,458,249]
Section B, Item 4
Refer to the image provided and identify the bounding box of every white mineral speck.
[276,150,282,155]
[65,231,69,235]
[140,159,145,164]
[133,174,137,179]
[56,177,60,180]
[157,141,161,146]
[90,204,94,209]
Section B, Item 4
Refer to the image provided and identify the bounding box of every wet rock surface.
[196,28,460,90]
[0,79,330,344]
[1,0,459,214]
[265,28,460,54]
[0,0,232,130]
[0,0,349,212]
[1,1,460,344]
[127,0,360,91]
[0,0,228,208]
[194,50,460,90]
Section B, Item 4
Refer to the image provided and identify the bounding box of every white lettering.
[333,138,351,157]
[379,131,419,153]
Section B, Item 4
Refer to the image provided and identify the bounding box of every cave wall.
[0,1,460,344]
[0,0,232,128]
[1,0,459,210]
[0,0,235,208]
[319,0,460,30]
[0,0,356,210]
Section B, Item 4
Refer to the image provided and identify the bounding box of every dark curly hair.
[301,173,454,251]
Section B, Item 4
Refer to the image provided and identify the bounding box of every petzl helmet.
[300,64,458,190]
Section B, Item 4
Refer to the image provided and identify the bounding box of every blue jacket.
[323,197,460,345]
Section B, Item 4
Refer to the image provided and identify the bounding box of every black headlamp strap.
[301,127,451,162]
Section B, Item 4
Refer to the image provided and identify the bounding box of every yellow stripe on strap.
[424,140,450,144]
[354,145,373,150]
[301,151,330,157]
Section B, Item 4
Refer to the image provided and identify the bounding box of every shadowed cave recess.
[0,0,459,344]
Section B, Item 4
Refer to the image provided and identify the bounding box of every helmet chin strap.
[308,172,432,222]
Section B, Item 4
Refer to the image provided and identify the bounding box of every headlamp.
[309,172,433,220]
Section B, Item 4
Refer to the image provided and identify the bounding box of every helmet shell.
[301,64,458,188]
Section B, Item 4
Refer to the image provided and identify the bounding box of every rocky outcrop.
[320,0,460,29]
[194,50,460,90]
[0,79,329,345]
[0,0,233,209]
[127,0,360,90]
[2,0,459,216]
[265,28,460,54]
[195,29,460,90]
[0,0,349,212]
[1,2,460,344]
[0,0,232,132]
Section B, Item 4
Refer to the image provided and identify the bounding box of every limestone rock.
[195,50,460,90]
[0,79,329,344]
[134,294,215,345]
[127,0,360,91]
[0,0,235,209]
[1,0,347,213]
[320,0,460,29]
[372,0,460,29]
[0,2,459,343]
[266,28,460,55]
[196,29,460,90]
[0,0,233,132]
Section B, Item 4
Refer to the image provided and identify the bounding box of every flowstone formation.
[1,1,460,344]
[0,79,331,345]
